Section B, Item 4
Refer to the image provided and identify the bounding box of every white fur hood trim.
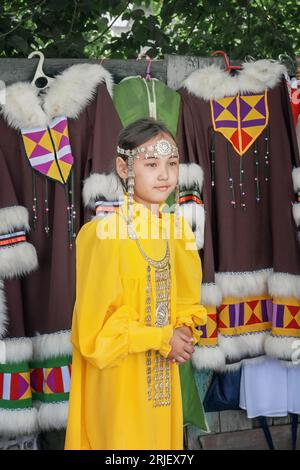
[183,60,286,101]
[1,63,114,130]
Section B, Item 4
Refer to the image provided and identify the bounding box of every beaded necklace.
[119,206,172,407]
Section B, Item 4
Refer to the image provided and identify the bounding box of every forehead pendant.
[155,139,173,157]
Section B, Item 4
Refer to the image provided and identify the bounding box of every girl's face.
[117,132,179,212]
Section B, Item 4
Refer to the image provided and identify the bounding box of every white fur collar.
[183,59,286,101]
[1,63,114,129]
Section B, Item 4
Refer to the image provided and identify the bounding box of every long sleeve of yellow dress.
[174,216,207,343]
[71,219,173,370]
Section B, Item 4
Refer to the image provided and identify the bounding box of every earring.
[127,156,136,239]
[174,181,180,238]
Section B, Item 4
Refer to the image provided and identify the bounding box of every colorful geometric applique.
[218,298,272,336]
[30,356,72,403]
[198,307,218,347]
[21,116,74,184]
[0,369,32,409]
[210,91,269,156]
[271,301,300,337]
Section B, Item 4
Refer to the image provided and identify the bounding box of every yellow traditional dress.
[65,194,207,450]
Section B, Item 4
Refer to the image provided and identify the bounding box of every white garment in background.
[239,357,300,418]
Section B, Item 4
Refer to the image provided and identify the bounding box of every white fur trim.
[192,345,226,371]
[215,268,272,298]
[0,281,8,338]
[268,272,300,300]
[183,60,286,101]
[219,331,269,362]
[201,283,223,307]
[292,167,300,192]
[36,401,68,431]
[32,330,72,361]
[0,206,30,234]
[2,64,114,129]
[178,203,205,249]
[179,163,204,192]
[0,242,38,279]
[1,337,33,363]
[292,203,300,226]
[82,172,124,208]
[0,408,38,436]
[265,335,300,361]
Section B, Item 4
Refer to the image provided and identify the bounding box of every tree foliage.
[0,0,299,62]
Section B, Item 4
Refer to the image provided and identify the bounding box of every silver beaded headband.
[117,139,179,159]
[117,138,180,240]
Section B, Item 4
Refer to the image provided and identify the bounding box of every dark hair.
[118,117,174,152]
[113,117,175,191]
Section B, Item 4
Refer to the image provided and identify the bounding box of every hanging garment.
[113,75,180,138]
[0,63,122,436]
[240,357,300,418]
[65,193,207,449]
[177,59,300,371]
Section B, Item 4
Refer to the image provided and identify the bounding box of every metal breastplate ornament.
[120,210,171,407]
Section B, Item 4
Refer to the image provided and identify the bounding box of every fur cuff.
[0,281,8,338]
[0,337,33,363]
[32,330,72,361]
[82,172,124,209]
[192,345,226,371]
[265,334,300,362]
[0,242,38,279]
[0,206,30,235]
[179,163,204,192]
[178,203,205,249]
[292,167,300,192]
[292,203,300,226]
[201,283,223,307]
[0,408,38,436]
[219,331,269,363]
[36,401,69,431]
[216,269,272,298]
[268,272,300,300]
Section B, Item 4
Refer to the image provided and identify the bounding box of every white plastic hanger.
[28,51,54,91]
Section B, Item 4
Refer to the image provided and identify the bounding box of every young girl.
[65,118,207,450]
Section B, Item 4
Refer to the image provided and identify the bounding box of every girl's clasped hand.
[168,326,195,364]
